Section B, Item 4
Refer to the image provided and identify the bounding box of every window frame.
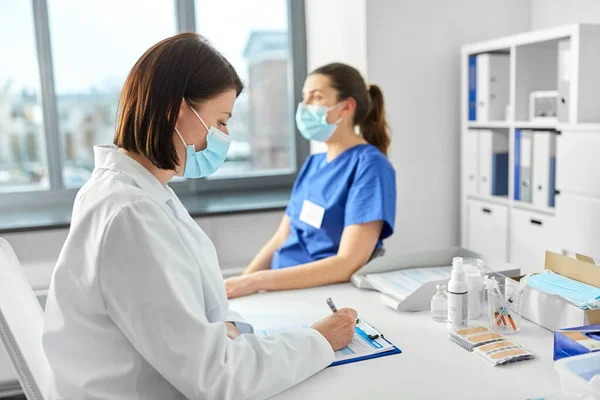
[2,0,308,212]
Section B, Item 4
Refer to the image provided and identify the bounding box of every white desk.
[230,283,561,400]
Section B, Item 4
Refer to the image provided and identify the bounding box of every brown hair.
[311,63,390,156]
[114,32,243,170]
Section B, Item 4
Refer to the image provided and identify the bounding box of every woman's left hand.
[225,273,264,299]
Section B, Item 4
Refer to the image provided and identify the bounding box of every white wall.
[530,0,600,29]
[366,0,531,259]
[305,0,367,154]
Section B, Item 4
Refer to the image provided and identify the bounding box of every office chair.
[0,238,49,400]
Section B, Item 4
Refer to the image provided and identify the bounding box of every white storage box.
[555,352,600,397]
[508,251,600,332]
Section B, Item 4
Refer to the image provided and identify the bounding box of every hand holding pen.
[311,300,357,351]
[326,298,382,340]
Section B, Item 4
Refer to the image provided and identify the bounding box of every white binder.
[476,53,510,122]
[464,130,479,195]
[520,131,533,203]
[532,131,556,207]
[479,130,509,196]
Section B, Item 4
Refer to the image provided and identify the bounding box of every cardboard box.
[554,325,600,361]
[509,251,600,332]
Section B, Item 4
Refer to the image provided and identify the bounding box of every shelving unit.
[514,121,557,130]
[461,23,600,273]
[467,121,511,129]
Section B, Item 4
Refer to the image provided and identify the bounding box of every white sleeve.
[226,309,254,334]
[98,200,334,400]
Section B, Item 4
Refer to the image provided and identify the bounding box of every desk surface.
[231,283,560,400]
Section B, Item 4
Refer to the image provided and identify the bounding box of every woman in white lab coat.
[42,32,357,400]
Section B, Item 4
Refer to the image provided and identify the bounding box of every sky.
[0,0,288,95]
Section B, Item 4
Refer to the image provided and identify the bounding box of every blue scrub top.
[271,144,396,270]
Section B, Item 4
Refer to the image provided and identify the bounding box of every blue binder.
[514,129,521,200]
[549,157,556,207]
[468,56,477,121]
[329,326,402,367]
[492,152,509,196]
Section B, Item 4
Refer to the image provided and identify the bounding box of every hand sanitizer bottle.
[448,257,468,330]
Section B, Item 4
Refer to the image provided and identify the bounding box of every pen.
[326,298,382,340]
[326,297,338,313]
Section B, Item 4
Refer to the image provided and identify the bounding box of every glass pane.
[0,2,48,192]
[195,0,296,178]
[47,0,177,188]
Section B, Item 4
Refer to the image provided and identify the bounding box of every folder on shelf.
[549,157,556,207]
[479,130,509,196]
[464,130,479,195]
[492,153,509,196]
[514,129,521,200]
[532,131,556,208]
[469,55,477,121]
[476,53,510,122]
[520,131,533,203]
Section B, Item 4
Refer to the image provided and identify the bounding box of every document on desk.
[364,266,452,301]
[256,324,401,366]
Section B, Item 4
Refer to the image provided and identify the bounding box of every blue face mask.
[527,271,600,310]
[175,104,231,179]
[295,102,342,142]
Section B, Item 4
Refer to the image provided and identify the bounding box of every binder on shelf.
[557,39,571,123]
[532,131,556,208]
[514,129,521,200]
[479,130,509,196]
[464,130,479,195]
[492,153,509,196]
[549,157,556,208]
[469,55,477,121]
[520,131,533,203]
[476,53,510,122]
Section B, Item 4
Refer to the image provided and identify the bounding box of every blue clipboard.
[329,326,402,367]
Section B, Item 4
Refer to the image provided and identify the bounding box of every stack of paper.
[364,266,452,301]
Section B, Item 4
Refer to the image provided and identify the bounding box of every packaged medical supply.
[474,339,535,366]
[554,352,600,398]
[467,273,484,319]
[528,272,600,311]
[449,326,503,351]
[554,324,600,361]
[508,252,600,332]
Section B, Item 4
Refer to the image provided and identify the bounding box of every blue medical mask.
[175,104,231,178]
[527,271,600,310]
[295,102,342,142]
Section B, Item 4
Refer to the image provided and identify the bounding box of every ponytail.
[311,63,391,155]
[361,84,390,156]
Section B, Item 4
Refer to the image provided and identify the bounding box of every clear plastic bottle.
[431,284,448,322]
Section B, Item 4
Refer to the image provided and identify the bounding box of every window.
[47,0,177,188]
[1,0,308,215]
[0,1,48,192]
[194,0,297,179]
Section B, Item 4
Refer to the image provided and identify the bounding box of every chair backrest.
[368,247,386,263]
[0,238,49,400]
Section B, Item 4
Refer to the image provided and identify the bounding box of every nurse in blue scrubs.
[225,62,396,298]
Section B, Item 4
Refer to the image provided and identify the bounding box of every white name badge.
[299,200,325,229]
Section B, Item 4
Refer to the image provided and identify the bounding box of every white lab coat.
[42,145,334,400]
